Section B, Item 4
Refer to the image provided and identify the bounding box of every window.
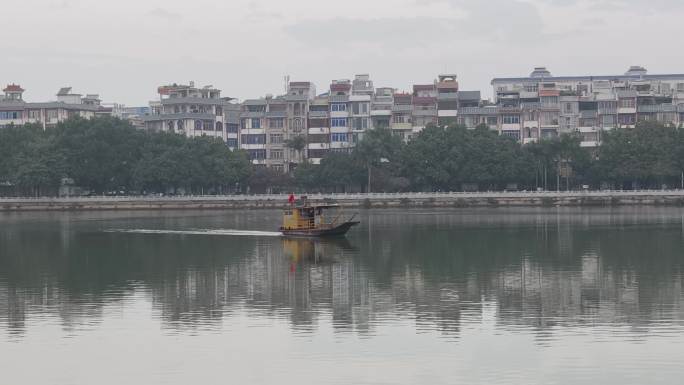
[331,103,347,112]
[331,118,347,127]
[241,134,266,144]
[167,121,174,131]
[226,123,238,133]
[0,111,21,120]
[393,114,410,124]
[269,118,284,129]
[270,134,283,144]
[353,118,368,130]
[486,116,498,125]
[194,120,202,130]
[502,131,520,140]
[677,83,684,92]
[251,118,261,129]
[564,103,573,113]
[292,118,303,132]
[227,138,238,147]
[619,99,635,108]
[216,122,223,131]
[618,114,636,125]
[270,149,284,159]
[272,164,284,173]
[177,120,184,131]
[28,110,40,119]
[352,102,368,114]
[541,96,559,106]
[204,120,214,131]
[602,115,615,126]
[331,133,348,142]
[502,115,520,124]
[248,149,266,160]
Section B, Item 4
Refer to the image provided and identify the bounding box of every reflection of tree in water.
[2,209,684,338]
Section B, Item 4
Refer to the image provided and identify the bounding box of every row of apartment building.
[3,66,684,172]
[0,85,114,130]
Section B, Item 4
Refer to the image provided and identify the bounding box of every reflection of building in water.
[2,218,684,338]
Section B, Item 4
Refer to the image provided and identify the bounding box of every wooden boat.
[280,202,359,237]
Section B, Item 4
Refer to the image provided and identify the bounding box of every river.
[1,208,684,384]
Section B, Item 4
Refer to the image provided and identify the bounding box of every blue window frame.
[251,118,261,129]
[331,118,347,127]
[331,103,347,112]
[331,133,348,142]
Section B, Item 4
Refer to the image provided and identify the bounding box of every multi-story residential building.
[436,74,459,126]
[143,82,234,142]
[238,81,316,171]
[370,87,393,130]
[350,74,373,142]
[412,84,438,135]
[0,84,112,129]
[285,81,315,169]
[329,79,354,154]
[391,92,413,139]
[240,97,269,167]
[307,96,330,165]
[491,66,684,147]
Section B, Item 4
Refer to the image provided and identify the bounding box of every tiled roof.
[3,84,24,92]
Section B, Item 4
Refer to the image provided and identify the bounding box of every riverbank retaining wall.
[2,191,684,211]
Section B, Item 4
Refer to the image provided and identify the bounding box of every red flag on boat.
[288,193,295,204]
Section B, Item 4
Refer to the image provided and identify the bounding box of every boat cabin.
[282,204,339,231]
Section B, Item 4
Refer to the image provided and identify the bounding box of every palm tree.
[285,134,307,165]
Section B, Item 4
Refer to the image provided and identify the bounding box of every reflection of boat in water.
[283,237,356,265]
[280,199,359,237]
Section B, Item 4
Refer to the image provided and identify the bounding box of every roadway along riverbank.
[2,191,684,211]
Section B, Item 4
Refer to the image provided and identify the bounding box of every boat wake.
[106,229,283,237]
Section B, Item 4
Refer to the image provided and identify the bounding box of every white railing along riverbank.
[3,189,684,203]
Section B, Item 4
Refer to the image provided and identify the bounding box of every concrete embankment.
[2,191,684,211]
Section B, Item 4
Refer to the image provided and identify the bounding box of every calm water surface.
[2,207,684,384]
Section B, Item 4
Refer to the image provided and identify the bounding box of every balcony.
[501,123,521,131]
[330,141,352,149]
[437,93,459,101]
[241,111,266,118]
[438,110,458,117]
[349,94,371,102]
[285,94,309,101]
[392,104,412,112]
[578,126,598,133]
[391,122,412,131]
[618,107,637,114]
[308,143,330,150]
[266,111,287,118]
[308,110,329,118]
[160,97,223,106]
[413,109,437,117]
[329,95,349,103]
[141,112,215,122]
[580,140,599,148]
[308,127,329,134]
[370,109,392,116]
[522,121,539,128]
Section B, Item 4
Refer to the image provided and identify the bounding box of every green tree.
[285,135,307,164]
[354,127,403,192]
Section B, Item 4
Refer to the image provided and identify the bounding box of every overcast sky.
[3,0,683,105]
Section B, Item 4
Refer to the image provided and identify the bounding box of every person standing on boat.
[288,193,295,205]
